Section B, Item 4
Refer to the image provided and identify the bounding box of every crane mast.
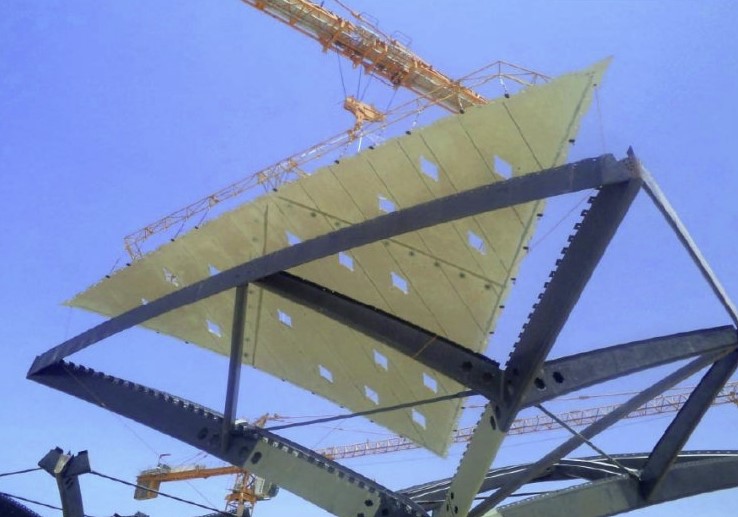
[240,0,485,113]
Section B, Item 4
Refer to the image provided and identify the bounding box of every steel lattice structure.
[28,148,738,516]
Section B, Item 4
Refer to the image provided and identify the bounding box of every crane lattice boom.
[241,0,485,112]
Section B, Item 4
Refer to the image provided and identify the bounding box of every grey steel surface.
[0,494,44,517]
[527,326,738,406]
[30,362,427,517]
[402,452,738,509]
[440,178,642,517]
[501,178,642,429]
[639,348,738,498]
[492,453,738,517]
[469,351,727,516]
[38,448,90,517]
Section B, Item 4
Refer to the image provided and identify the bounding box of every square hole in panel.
[163,267,180,287]
[207,320,222,338]
[373,349,388,371]
[286,231,302,246]
[412,409,427,429]
[391,272,409,294]
[338,251,354,271]
[208,264,220,276]
[494,155,513,178]
[422,372,438,393]
[378,195,396,213]
[364,385,379,405]
[419,156,439,181]
[277,309,293,327]
[318,365,334,383]
[467,230,487,255]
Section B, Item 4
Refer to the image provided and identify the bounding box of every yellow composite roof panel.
[69,60,608,455]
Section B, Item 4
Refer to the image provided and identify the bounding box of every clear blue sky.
[2,1,738,516]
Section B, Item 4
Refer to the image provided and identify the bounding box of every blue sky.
[2,1,738,516]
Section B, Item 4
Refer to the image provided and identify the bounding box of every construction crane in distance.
[122,0,549,259]
[134,381,738,514]
[135,414,278,517]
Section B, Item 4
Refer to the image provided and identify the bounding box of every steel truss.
[28,150,738,517]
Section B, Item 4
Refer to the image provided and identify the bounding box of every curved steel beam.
[28,154,632,375]
[493,453,738,517]
[402,452,738,512]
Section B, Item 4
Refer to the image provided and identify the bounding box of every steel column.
[222,284,248,452]
[639,348,738,499]
[469,351,726,516]
[29,154,633,375]
[38,448,90,517]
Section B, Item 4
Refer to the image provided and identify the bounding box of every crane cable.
[0,467,41,478]
[89,470,231,516]
[0,491,98,517]
[266,389,474,431]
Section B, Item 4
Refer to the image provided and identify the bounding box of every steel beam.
[469,351,726,516]
[493,455,738,517]
[403,453,734,510]
[525,326,738,407]
[501,178,642,428]
[38,448,90,517]
[631,149,738,326]
[257,272,503,401]
[29,362,427,517]
[222,284,248,452]
[639,348,738,499]
[438,178,641,517]
[29,154,634,375]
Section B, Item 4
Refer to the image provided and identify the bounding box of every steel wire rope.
[0,467,41,478]
[355,62,363,98]
[265,390,474,431]
[336,52,348,99]
[349,413,677,469]
[0,491,97,517]
[60,363,161,459]
[88,470,231,516]
[58,364,224,510]
[594,84,608,153]
[535,403,638,479]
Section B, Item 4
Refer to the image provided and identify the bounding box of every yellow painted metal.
[240,0,485,111]
[70,60,608,455]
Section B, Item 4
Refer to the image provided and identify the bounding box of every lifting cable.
[89,470,231,516]
[1,491,97,517]
[266,389,474,432]
[0,467,41,478]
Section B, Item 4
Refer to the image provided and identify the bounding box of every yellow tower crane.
[122,0,548,260]
[239,0,486,114]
